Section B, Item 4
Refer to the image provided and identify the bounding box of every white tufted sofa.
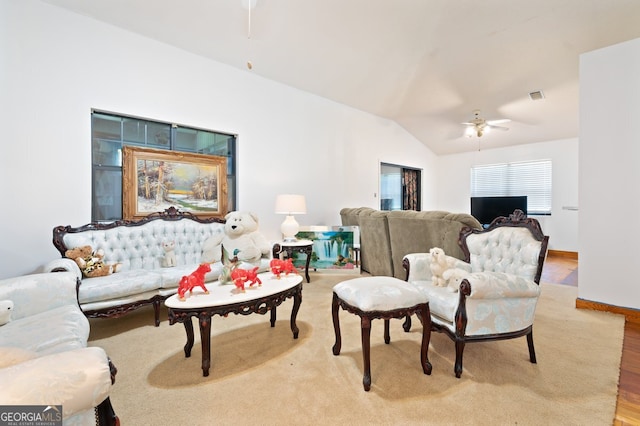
[0,271,117,425]
[403,210,549,378]
[44,209,271,326]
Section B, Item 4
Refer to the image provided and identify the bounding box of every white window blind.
[470,160,552,215]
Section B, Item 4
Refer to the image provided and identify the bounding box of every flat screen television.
[470,196,527,226]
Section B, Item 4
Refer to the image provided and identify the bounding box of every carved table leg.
[199,315,212,377]
[290,286,302,339]
[384,319,390,344]
[361,315,372,391]
[302,246,311,283]
[183,319,194,358]
[331,293,342,355]
[270,306,277,327]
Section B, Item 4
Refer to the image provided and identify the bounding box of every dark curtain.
[402,168,419,211]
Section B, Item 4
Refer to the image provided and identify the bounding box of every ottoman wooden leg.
[384,319,390,344]
[361,315,372,391]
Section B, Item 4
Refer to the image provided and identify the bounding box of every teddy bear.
[0,300,13,326]
[442,268,469,293]
[201,211,270,267]
[429,247,457,287]
[65,245,121,278]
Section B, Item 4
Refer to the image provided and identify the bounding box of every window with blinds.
[470,160,552,215]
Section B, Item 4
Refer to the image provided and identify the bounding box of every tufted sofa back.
[54,214,225,272]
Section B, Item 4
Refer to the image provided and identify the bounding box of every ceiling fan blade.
[486,118,511,125]
[487,124,509,131]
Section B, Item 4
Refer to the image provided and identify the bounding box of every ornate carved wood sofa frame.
[46,208,269,326]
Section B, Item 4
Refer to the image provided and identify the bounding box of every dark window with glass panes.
[91,111,236,221]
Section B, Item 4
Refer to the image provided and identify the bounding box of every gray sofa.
[340,207,482,279]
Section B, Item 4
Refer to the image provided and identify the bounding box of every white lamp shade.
[275,194,307,215]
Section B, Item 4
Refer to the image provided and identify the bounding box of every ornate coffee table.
[165,272,303,377]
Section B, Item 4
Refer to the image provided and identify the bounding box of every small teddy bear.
[65,245,120,278]
[162,240,177,268]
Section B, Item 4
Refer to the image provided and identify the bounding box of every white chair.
[403,210,549,378]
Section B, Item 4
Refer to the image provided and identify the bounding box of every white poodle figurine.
[442,268,469,293]
[0,300,13,326]
[429,247,456,287]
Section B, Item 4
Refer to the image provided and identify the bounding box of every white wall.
[579,37,640,309]
[436,138,579,252]
[0,0,438,279]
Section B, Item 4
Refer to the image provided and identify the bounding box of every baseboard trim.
[548,250,578,260]
[576,298,640,322]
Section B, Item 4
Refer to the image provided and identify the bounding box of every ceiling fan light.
[464,127,474,137]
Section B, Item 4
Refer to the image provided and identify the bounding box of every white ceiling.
[42,0,640,154]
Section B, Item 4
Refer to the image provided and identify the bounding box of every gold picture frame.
[122,146,227,220]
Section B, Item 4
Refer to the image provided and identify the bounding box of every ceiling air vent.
[529,90,545,101]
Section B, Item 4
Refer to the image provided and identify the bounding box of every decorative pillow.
[0,300,13,326]
[0,347,38,368]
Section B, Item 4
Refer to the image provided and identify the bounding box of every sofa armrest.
[0,272,79,321]
[0,347,113,420]
[403,253,471,282]
[44,258,82,281]
[462,271,541,299]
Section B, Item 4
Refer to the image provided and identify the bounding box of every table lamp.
[275,194,307,242]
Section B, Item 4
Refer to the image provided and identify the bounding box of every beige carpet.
[89,274,624,425]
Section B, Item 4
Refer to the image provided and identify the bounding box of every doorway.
[380,163,421,211]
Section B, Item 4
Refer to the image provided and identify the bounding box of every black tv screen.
[471,196,527,226]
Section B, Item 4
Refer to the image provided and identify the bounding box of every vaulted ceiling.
[42,0,640,154]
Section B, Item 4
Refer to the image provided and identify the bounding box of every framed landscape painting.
[122,146,227,220]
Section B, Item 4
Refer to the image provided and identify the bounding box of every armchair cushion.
[0,305,89,355]
[412,275,539,335]
[0,347,113,420]
[0,346,37,368]
[0,272,80,321]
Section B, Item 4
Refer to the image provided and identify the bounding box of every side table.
[273,239,313,283]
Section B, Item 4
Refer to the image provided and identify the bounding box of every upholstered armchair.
[403,210,549,378]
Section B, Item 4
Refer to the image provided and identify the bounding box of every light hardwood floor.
[542,253,640,425]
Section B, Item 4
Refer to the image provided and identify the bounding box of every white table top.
[277,239,313,247]
[165,272,303,309]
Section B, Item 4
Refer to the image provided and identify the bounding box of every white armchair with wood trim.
[403,210,549,378]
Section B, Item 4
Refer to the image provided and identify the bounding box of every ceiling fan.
[462,110,510,138]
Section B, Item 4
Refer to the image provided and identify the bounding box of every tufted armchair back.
[460,210,548,284]
[53,211,225,272]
